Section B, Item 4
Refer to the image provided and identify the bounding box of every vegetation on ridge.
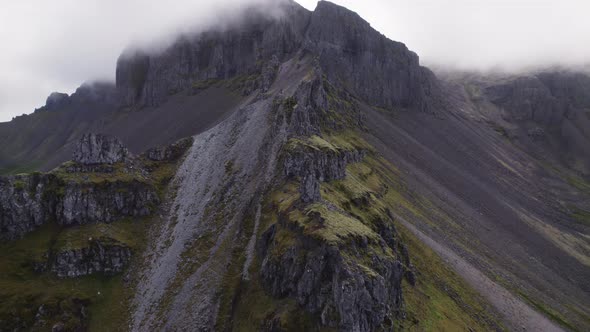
[0,140,190,331]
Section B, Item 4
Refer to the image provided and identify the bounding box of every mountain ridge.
[0,1,589,331]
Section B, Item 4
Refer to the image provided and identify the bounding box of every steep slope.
[0,80,243,174]
[444,70,590,175]
[1,1,589,331]
[364,75,590,330]
[128,51,502,331]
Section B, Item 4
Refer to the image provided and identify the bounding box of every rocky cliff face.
[0,173,57,240]
[51,240,132,278]
[145,137,193,162]
[306,1,443,112]
[258,214,404,331]
[0,174,158,240]
[284,138,365,202]
[0,134,165,240]
[115,0,443,112]
[477,70,590,174]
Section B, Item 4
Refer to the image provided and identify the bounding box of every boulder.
[51,240,132,278]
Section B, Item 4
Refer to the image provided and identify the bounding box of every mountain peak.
[115,0,444,112]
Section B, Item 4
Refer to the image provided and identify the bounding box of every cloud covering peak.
[1,0,589,121]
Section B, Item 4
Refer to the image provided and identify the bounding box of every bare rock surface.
[73,133,129,165]
[51,241,132,278]
[0,173,158,240]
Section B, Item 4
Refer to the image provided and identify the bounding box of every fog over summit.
[1,0,589,121]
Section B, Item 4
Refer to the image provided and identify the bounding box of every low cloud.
[1,0,589,121]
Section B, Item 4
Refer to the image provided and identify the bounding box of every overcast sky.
[1,0,588,122]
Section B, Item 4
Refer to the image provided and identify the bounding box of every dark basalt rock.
[56,180,158,227]
[259,223,404,332]
[116,0,310,107]
[306,1,444,112]
[0,174,57,240]
[283,143,365,203]
[485,71,590,126]
[483,71,590,174]
[283,146,364,182]
[51,240,132,278]
[115,0,444,113]
[0,174,158,240]
[284,142,364,202]
[287,69,328,136]
[73,133,129,165]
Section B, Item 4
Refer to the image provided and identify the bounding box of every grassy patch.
[516,290,579,332]
[397,224,504,331]
[566,174,590,194]
[0,139,190,330]
[50,162,147,185]
[289,203,379,245]
[0,218,151,331]
[0,161,44,176]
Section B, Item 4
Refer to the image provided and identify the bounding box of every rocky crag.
[115,1,444,113]
[0,134,157,241]
[0,135,190,331]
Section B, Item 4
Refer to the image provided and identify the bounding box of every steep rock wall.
[115,1,444,113]
[0,174,158,240]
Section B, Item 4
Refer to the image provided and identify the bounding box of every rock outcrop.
[258,215,404,331]
[284,139,365,202]
[0,174,158,240]
[116,0,310,107]
[51,240,132,278]
[482,70,590,174]
[306,1,443,112]
[73,133,129,165]
[45,92,70,111]
[57,180,158,226]
[0,173,57,240]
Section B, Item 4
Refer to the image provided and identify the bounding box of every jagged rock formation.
[283,138,365,202]
[306,1,443,112]
[485,71,590,125]
[258,214,404,331]
[51,240,132,278]
[45,92,70,111]
[116,1,310,107]
[0,173,55,240]
[0,173,158,240]
[115,1,442,112]
[73,133,129,165]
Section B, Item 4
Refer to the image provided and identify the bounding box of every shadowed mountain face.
[0,1,589,331]
[1,0,441,175]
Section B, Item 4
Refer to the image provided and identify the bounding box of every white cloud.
[1,0,589,121]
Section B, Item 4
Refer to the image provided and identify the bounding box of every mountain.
[0,1,589,331]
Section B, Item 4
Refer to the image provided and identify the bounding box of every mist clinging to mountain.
[1,0,589,121]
